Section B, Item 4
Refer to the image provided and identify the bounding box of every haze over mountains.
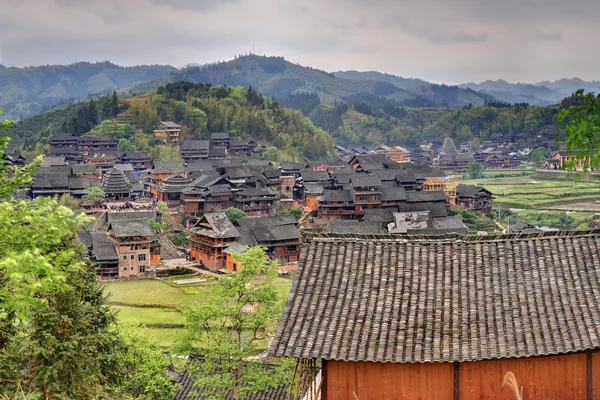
[0,55,598,121]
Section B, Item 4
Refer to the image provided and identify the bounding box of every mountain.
[536,78,600,98]
[0,61,178,120]
[460,78,600,105]
[333,70,494,106]
[129,55,494,107]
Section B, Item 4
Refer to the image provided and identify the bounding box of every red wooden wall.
[325,352,593,400]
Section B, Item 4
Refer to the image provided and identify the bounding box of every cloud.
[531,30,563,41]
[0,0,599,83]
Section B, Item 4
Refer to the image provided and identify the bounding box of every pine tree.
[88,99,98,126]
[111,91,120,117]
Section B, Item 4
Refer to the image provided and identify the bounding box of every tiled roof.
[181,140,210,151]
[456,184,493,198]
[160,121,182,128]
[108,221,154,237]
[210,132,230,140]
[321,189,354,203]
[327,221,386,234]
[189,213,240,239]
[153,160,185,174]
[350,174,382,188]
[406,190,447,203]
[270,230,600,363]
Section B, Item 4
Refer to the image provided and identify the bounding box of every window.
[139,266,146,273]
[123,267,127,271]
[131,267,134,270]
[358,195,367,201]
[130,254,135,260]
[123,255,127,260]
[373,195,380,201]
[287,245,297,251]
[138,254,146,262]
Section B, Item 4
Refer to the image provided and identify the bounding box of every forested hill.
[0,62,177,120]
[129,55,494,107]
[5,82,337,162]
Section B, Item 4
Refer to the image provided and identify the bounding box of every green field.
[462,171,600,211]
[459,170,600,230]
[103,276,293,351]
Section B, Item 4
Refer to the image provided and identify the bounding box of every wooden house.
[270,230,600,399]
[210,132,230,149]
[86,231,120,279]
[455,184,494,214]
[180,140,210,162]
[154,121,181,146]
[153,174,193,207]
[552,150,592,171]
[31,167,72,198]
[186,213,240,270]
[228,140,252,158]
[350,174,383,217]
[120,152,153,170]
[235,215,302,264]
[107,220,153,278]
[77,136,119,151]
[318,189,355,220]
[233,188,279,217]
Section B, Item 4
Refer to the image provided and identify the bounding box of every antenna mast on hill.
[253,43,255,54]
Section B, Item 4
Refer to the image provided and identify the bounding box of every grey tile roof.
[72,164,98,175]
[406,190,447,203]
[108,221,154,237]
[381,187,407,202]
[152,160,185,174]
[252,225,301,242]
[397,202,448,218]
[210,132,230,140]
[350,174,382,188]
[327,221,386,234]
[189,213,240,238]
[456,184,493,198]
[321,189,354,203]
[181,140,210,150]
[235,215,297,229]
[300,170,330,182]
[270,230,600,363]
[160,121,182,128]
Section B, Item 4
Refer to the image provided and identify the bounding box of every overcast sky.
[0,0,598,83]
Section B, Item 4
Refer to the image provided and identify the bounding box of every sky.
[0,0,598,83]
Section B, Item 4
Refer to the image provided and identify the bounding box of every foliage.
[529,147,549,166]
[467,162,485,179]
[220,206,246,222]
[82,186,106,204]
[289,206,303,220]
[558,89,600,170]
[150,145,182,161]
[450,209,498,233]
[153,81,337,161]
[58,193,83,213]
[177,246,293,400]
[90,118,134,138]
[106,323,178,400]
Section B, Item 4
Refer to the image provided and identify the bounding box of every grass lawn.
[104,276,293,351]
[103,279,207,308]
[113,305,185,326]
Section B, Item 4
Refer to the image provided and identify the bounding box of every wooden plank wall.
[460,353,587,400]
[325,360,454,400]
[325,353,590,400]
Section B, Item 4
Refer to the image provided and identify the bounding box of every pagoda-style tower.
[102,167,131,200]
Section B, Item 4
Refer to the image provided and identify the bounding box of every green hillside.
[130,55,493,107]
[5,82,336,162]
[0,61,177,120]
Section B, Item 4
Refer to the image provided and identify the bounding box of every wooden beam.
[587,351,593,400]
[453,363,460,400]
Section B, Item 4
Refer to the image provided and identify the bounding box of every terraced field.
[461,173,600,210]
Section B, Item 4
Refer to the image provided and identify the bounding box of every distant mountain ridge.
[0,61,178,119]
[129,55,494,107]
[460,78,600,105]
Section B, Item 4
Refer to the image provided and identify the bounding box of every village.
[8,118,600,400]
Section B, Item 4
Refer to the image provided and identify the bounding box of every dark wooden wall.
[324,352,595,400]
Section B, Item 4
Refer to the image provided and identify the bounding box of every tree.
[467,162,485,179]
[107,323,178,399]
[222,206,246,222]
[177,246,292,400]
[558,89,600,170]
[82,186,106,205]
[289,206,303,220]
[118,137,135,153]
[111,91,120,117]
[530,147,548,166]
